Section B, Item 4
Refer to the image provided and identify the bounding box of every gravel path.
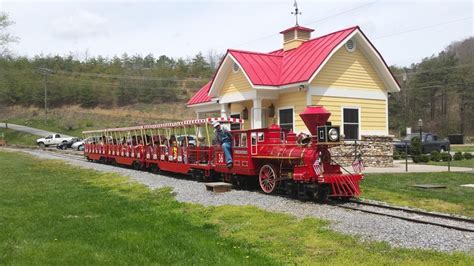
[6,148,474,253]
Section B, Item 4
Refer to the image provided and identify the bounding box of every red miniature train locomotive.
[83,106,363,201]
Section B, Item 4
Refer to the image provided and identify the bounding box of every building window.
[230,113,241,130]
[279,108,293,131]
[343,108,359,140]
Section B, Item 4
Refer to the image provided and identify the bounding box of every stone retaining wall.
[330,135,393,167]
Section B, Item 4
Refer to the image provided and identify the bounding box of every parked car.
[36,134,75,148]
[394,133,450,154]
[71,137,97,151]
[57,137,81,150]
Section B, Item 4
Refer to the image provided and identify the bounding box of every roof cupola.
[281,0,314,51]
[280,25,314,51]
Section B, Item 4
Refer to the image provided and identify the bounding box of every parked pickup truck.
[37,134,75,148]
[394,133,450,154]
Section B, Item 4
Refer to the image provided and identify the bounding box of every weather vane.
[291,0,302,26]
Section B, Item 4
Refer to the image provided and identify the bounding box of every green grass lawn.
[1,151,472,264]
[361,172,474,217]
[0,128,38,146]
[451,145,474,153]
[427,160,474,168]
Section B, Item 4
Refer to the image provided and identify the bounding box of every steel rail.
[348,199,474,224]
[334,201,474,233]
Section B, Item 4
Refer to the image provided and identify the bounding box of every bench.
[204,182,232,193]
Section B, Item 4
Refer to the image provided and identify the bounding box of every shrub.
[410,137,422,155]
[430,151,441,162]
[453,152,463,161]
[393,149,401,160]
[420,154,430,163]
[412,155,420,163]
[464,152,473,160]
[400,151,407,159]
[441,152,452,162]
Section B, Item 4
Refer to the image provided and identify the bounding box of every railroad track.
[5,147,474,233]
[335,200,474,233]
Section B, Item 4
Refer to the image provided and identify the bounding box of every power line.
[374,16,473,40]
[304,0,379,26]
[392,64,474,78]
[231,1,379,48]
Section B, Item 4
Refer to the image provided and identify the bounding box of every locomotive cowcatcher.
[83,106,363,201]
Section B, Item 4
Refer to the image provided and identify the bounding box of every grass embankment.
[451,145,474,153]
[427,160,474,168]
[362,172,474,217]
[3,104,195,137]
[0,128,38,147]
[1,151,471,264]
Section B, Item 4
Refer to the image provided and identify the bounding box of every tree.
[0,12,18,56]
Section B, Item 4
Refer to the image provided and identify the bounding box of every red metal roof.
[188,26,362,105]
[229,50,282,86]
[230,26,358,86]
[187,81,213,106]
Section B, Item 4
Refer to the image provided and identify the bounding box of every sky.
[0,0,472,67]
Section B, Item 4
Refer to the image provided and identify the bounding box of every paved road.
[364,160,473,173]
[0,122,73,138]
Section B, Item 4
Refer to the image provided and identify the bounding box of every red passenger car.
[83,106,363,201]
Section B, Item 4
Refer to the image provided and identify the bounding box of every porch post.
[220,104,230,118]
[252,99,262,129]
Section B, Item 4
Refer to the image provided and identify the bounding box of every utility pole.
[402,69,408,131]
[37,68,53,123]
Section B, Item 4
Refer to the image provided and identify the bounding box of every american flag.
[352,155,365,173]
[313,158,323,176]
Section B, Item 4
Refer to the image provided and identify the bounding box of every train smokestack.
[299,106,331,135]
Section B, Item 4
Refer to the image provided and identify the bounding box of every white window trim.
[385,91,389,135]
[345,39,356,52]
[308,87,387,100]
[277,106,295,132]
[341,106,361,141]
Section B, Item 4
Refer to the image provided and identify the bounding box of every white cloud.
[51,10,107,40]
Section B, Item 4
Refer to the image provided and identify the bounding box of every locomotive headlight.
[328,128,339,141]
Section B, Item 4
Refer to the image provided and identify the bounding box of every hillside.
[1,104,195,138]
[0,37,472,138]
[389,37,474,137]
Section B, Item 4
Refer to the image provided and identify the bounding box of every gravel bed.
[338,202,474,231]
[8,148,474,253]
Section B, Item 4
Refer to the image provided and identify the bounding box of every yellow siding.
[230,101,252,130]
[220,69,252,96]
[283,39,304,51]
[312,95,386,131]
[275,91,307,132]
[311,47,385,90]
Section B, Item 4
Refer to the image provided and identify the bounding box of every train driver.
[212,121,233,168]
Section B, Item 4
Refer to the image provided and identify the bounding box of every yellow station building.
[187,24,400,140]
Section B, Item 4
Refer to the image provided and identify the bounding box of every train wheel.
[315,186,330,203]
[259,164,278,194]
[223,173,232,183]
